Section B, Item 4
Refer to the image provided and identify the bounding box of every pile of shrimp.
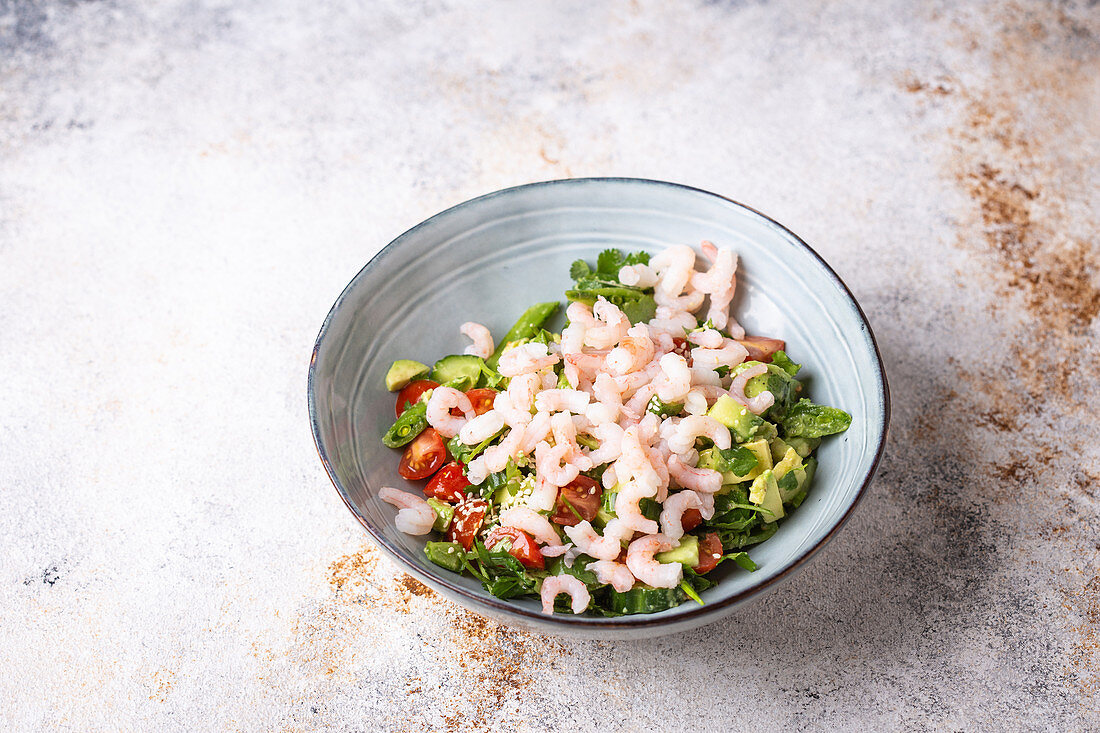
[382,242,770,615]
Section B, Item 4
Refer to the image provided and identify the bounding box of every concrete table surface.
[2,0,1098,730]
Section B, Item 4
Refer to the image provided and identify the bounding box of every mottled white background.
[2,1,1098,730]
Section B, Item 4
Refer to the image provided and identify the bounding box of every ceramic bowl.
[308,178,889,638]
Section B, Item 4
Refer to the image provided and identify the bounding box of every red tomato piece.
[680,508,703,533]
[671,336,692,365]
[395,379,439,417]
[464,388,498,416]
[397,427,446,480]
[737,336,786,363]
[424,462,471,503]
[484,527,545,570]
[550,475,602,526]
[694,532,724,574]
[447,498,488,551]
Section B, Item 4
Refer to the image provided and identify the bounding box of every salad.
[378,242,851,616]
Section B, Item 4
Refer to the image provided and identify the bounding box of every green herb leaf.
[716,445,759,475]
[780,399,852,438]
[596,249,624,277]
[771,350,801,376]
[722,551,757,572]
[569,259,592,281]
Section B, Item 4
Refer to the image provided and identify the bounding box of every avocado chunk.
[707,394,765,443]
[430,354,484,390]
[424,541,465,572]
[721,439,772,483]
[749,469,785,523]
[785,435,821,458]
[738,362,800,421]
[426,498,455,532]
[656,534,700,567]
[384,359,430,391]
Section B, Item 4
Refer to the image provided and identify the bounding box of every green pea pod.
[382,401,428,448]
[486,302,560,369]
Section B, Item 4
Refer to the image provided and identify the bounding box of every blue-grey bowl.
[308,178,889,639]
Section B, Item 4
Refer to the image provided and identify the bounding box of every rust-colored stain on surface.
[904,1,1100,708]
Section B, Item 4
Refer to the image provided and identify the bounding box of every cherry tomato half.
[671,336,692,365]
[395,379,439,417]
[447,498,489,551]
[398,427,446,480]
[736,336,785,363]
[550,475,602,526]
[694,532,724,574]
[424,462,471,503]
[484,526,545,570]
[680,508,703,533]
[465,388,498,416]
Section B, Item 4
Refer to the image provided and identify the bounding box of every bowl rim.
[307,177,891,631]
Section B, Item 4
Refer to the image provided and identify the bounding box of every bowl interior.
[309,179,887,634]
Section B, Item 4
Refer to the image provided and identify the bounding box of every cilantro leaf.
[622,251,650,267]
[569,259,592,281]
[596,249,624,277]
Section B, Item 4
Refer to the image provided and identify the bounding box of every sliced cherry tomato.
[484,526,545,570]
[395,379,439,417]
[681,508,703,533]
[397,427,446,480]
[424,462,471,503]
[737,336,786,363]
[694,532,724,574]
[550,475,602,526]
[465,388,498,416]
[447,498,489,551]
[671,336,692,365]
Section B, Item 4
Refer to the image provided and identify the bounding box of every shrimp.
[540,543,572,558]
[687,328,723,348]
[730,362,776,415]
[683,389,708,415]
[668,453,723,493]
[690,366,722,387]
[378,487,435,535]
[691,242,740,332]
[458,410,504,445]
[586,421,625,465]
[651,245,696,302]
[606,324,656,375]
[588,560,636,592]
[617,424,662,491]
[493,390,532,427]
[566,300,599,329]
[601,463,618,489]
[614,480,660,534]
[534,389,590,414]
[649,306,698,335]
[460,321,494,359]
[540,574,590,615]
[529,474,559,512]
[426,386,474,438]
[515,411,552,455]
[623,381,658,417]
[507,372,541,410]
[625,533,683,588]
[659,490,715,540]
[497,342,560,377]
[667,415,731,455]
[499,507,563,547]
[654,352,691,403]
[535,440,580,487]
[585,298,630,349]
[551,412,593,471]
[464,454,490,486]
[618,263,658,287]
[591,373,623,421]
[563,520,622,562]
[691,338,749,372]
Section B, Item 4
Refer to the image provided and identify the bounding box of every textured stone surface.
[2,0,1098,730]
